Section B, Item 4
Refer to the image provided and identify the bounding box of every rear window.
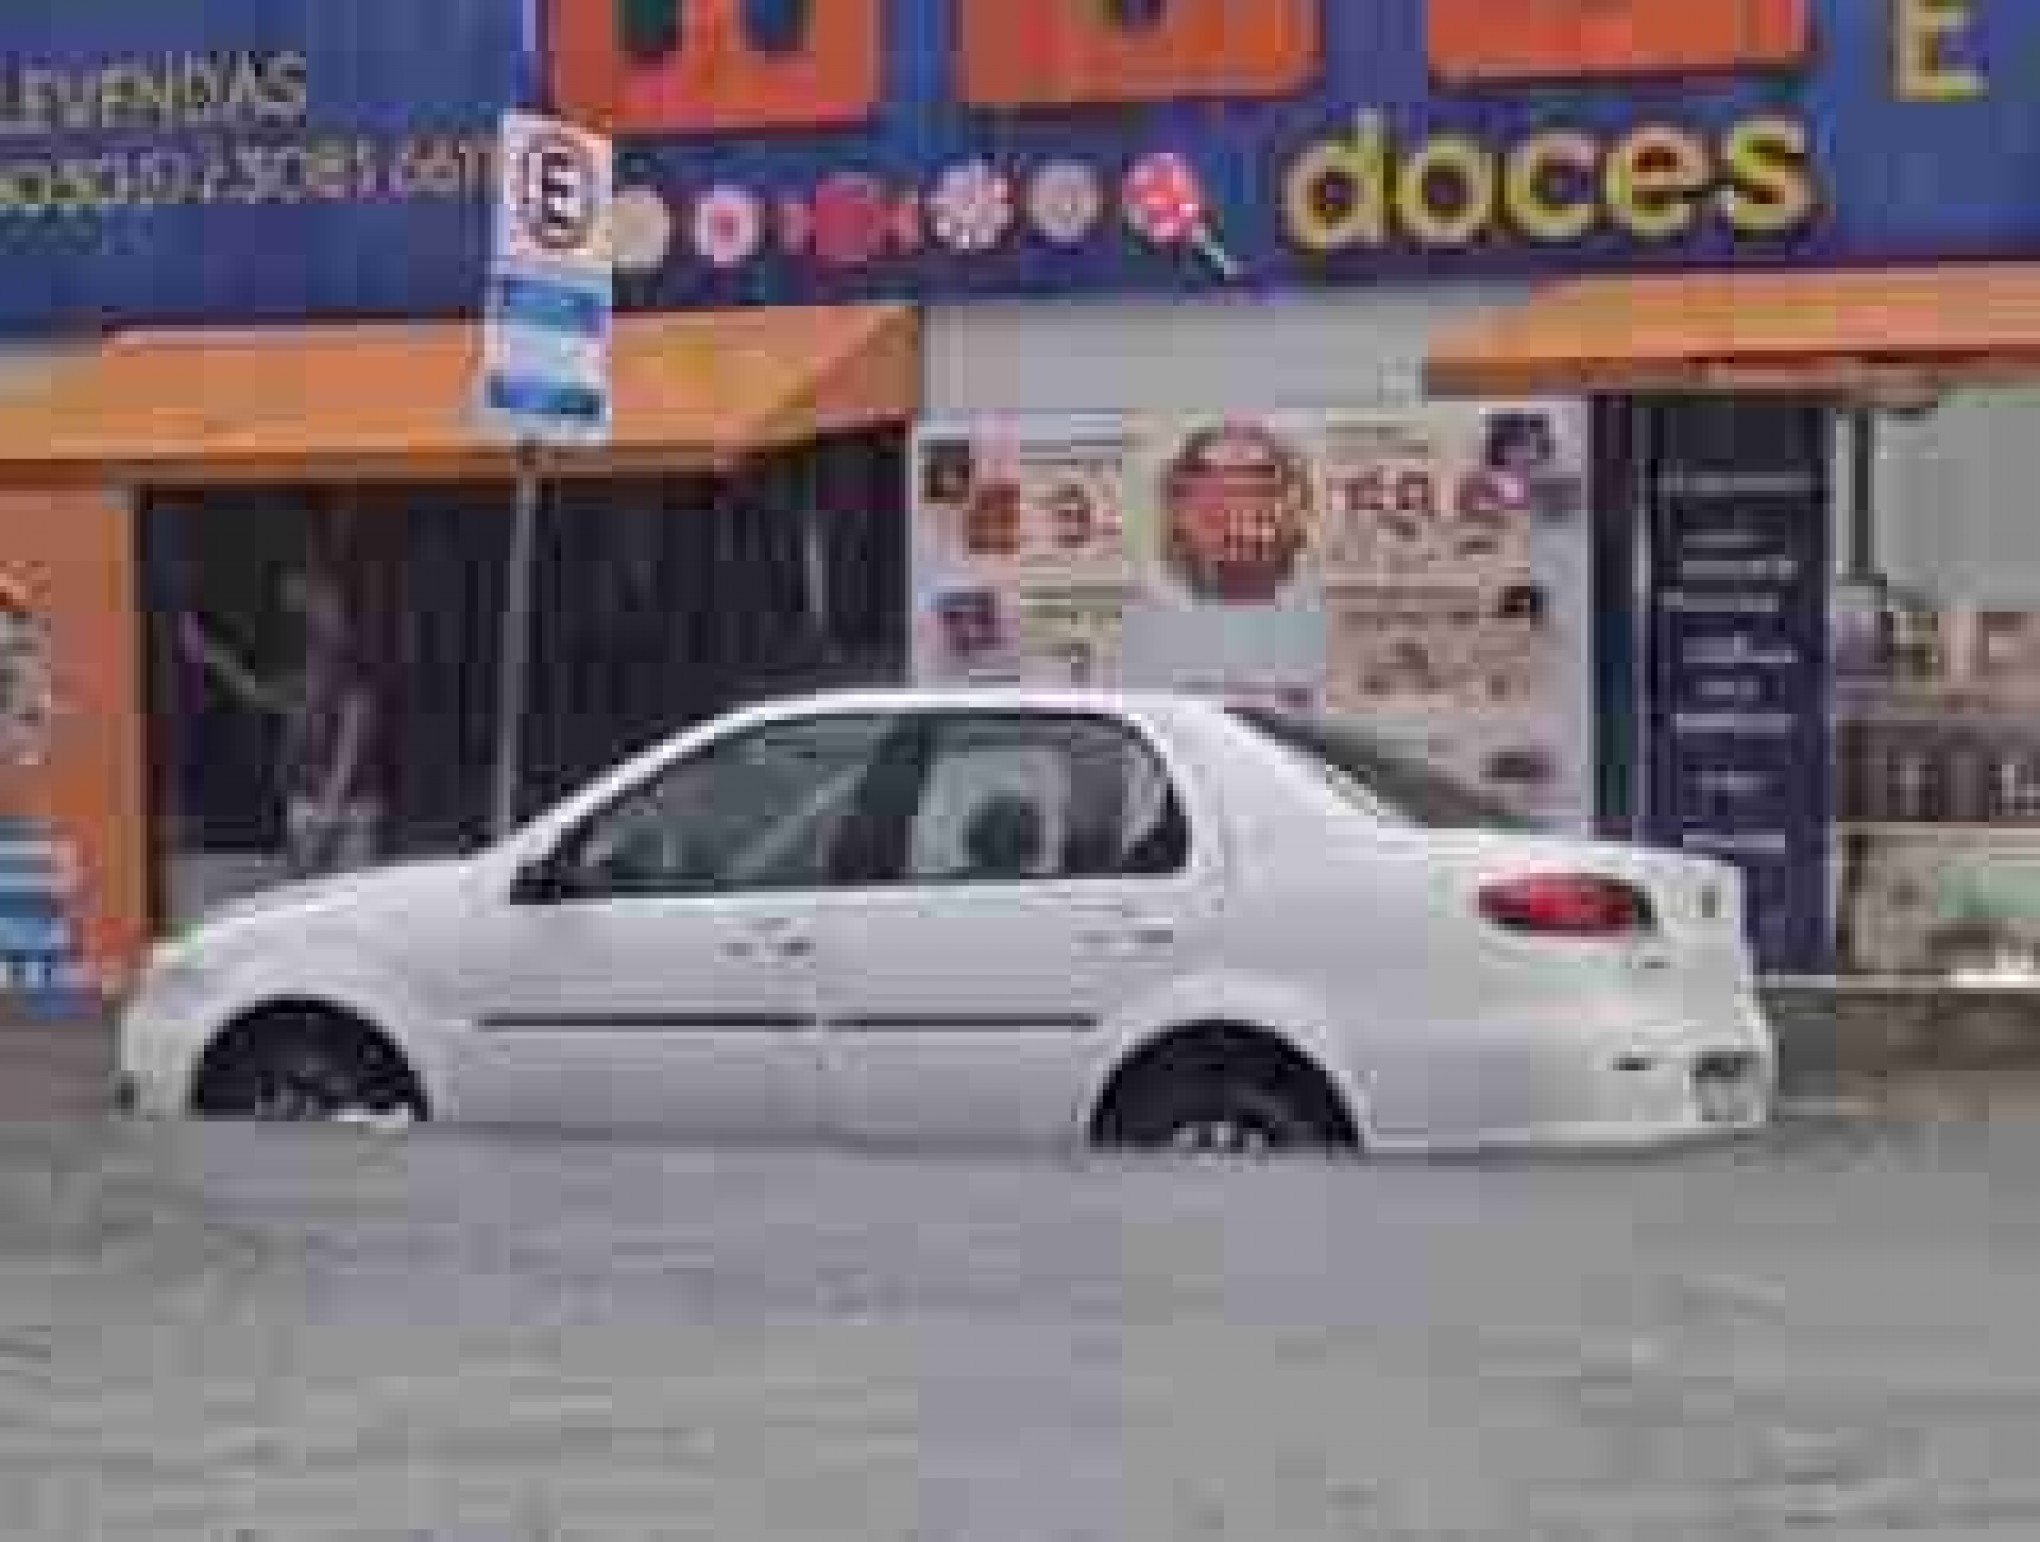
[1229,707,1531,831]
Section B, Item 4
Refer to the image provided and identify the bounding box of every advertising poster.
[912,402,1595,831]
[912,417,1141,687]
[1642,401,1832,975]
[0,490,149,1017]
[1314,405,1593,827]
[1119,418,1327,706]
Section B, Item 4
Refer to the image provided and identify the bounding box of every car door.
[813,708,1216,1150]
[450,710,902,1136]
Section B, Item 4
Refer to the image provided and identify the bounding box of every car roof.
[731,686,1212,722]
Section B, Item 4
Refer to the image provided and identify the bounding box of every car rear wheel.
[1104,1068,1345,1157]
[193,1009,424,1124]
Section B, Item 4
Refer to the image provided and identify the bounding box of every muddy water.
[0,1112,2033,1539]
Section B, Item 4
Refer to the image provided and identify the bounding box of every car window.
[907,714,1189,884]
[1229,707,1531,831]
[564,714,898,896]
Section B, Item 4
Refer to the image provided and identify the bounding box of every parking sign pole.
[481,112,610,836]
[492,439,542,838]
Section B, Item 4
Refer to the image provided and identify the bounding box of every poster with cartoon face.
[1117,417,1329,703]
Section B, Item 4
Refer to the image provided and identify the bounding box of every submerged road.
[0,1109,2034,1539]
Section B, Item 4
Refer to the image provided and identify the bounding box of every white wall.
[923,283,1532,417]
[1867,388,2040,608]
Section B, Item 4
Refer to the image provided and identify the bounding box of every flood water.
[1,1110,2034,1539]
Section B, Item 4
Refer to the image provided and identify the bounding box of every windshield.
[1229,707,1532,831]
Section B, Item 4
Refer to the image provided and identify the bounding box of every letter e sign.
[959,0,1320,110]
[550,0,881,134]
[519,135,599,253]
[1428,0,1810,84]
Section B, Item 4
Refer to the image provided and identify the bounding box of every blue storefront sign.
[0,0,528,334]
[592,0,2040,311]
[1,0,2037,332]
[1642,401,1833,975]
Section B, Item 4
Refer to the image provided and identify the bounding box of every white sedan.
[118,690,1775,1155]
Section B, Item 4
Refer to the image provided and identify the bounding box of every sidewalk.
[0,1019,113,1121]
[1765,983,2040,1092]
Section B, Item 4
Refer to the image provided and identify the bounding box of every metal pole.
[492,441,541,837]
[1846,407,1878,582]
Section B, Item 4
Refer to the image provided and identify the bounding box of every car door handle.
[723,937,814,960]
[723,919,815,961]
[1079,914,1178,951]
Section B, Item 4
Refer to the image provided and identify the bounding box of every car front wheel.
[193,1009,424,1124]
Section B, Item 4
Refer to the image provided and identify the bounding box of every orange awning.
[1427,265,2040,398]
[0,304,918,486]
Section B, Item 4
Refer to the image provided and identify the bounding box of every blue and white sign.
[480,111,612,446]
[0,0,527,336]
[1642,400,1833,976]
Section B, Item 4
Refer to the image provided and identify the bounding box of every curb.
[1764,985,2040,1095]
[0,1019,114,1121]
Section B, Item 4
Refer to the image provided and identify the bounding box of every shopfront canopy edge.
[0,304,920,488]
[1426,265,2040,401]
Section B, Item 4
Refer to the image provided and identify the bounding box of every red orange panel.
[550,0,882,136]
[1429,0,1810,84]
[959,0,1320,110]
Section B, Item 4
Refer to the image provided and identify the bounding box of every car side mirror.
[510,850,574,906]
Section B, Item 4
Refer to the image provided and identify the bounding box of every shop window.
[550,0,882,134]
[139,432,908,928]
[1428,0,1809,85]
[957,0,1320,109]
[1832,390,2040,981]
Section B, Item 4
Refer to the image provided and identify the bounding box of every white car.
[118,690,1775,1155]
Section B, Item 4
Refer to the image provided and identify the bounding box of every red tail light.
[1479,875,1657,937]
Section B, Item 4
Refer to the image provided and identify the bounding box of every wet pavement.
[0,1110,2035,1540]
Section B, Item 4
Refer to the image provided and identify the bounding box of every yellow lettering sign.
[1505,132,1598,244]
[1719,117,1816,235]
[1284,112,1390,253]
[1606,125,1709,241]
[1895,0,1987,103]
[1282,109,1818,258]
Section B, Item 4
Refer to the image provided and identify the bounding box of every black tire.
[195,1010,422,1124]
[1104,1069,1344,1157]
